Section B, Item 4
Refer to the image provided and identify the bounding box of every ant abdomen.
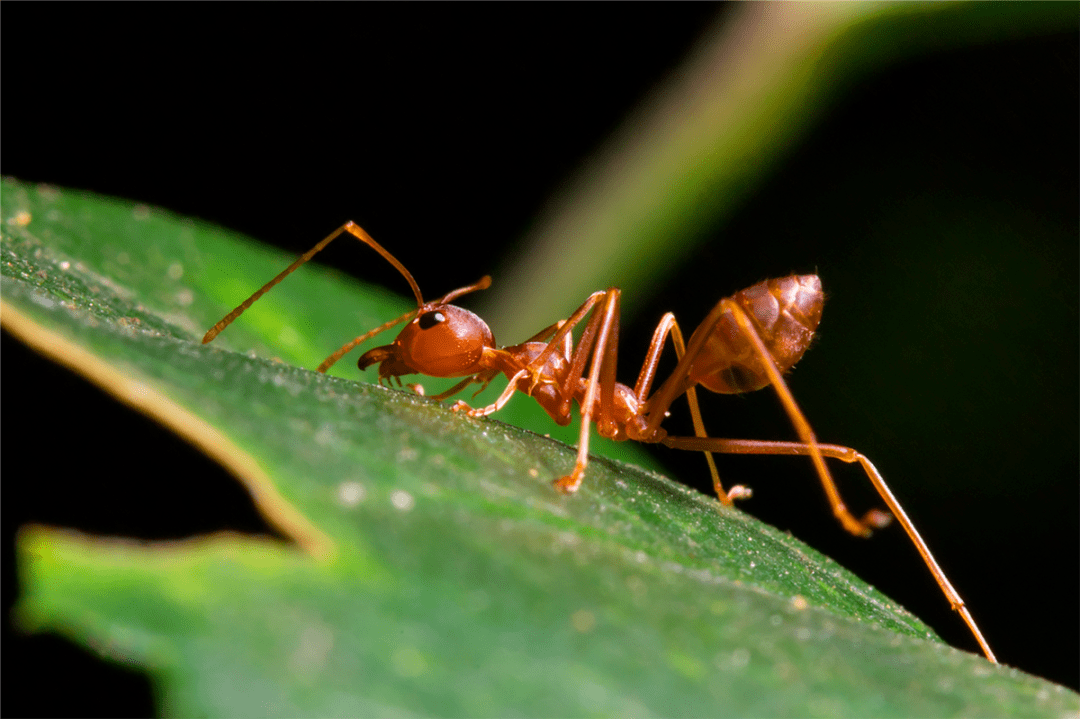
[688,274,824,394]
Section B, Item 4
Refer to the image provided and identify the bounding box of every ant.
[203,221,996,663]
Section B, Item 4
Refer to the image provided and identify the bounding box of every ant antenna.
[202,222,424,345]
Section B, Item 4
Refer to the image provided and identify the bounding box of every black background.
[3,5,1077,715]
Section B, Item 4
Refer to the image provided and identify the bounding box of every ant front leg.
[443,317,573,414]
[441,289,630,499]
[551,289,622,493]
[449,369,528,417]
[456,289,622,492]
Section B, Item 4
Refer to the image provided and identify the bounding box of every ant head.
[358,302,495,379]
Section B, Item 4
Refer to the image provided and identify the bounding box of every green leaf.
[4,181,1076,716]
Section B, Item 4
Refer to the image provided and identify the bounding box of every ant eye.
[418,311,446,330]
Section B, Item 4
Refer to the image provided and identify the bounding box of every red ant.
[203,221,996,663]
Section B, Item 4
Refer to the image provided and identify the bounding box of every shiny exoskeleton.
[203,221,997,663]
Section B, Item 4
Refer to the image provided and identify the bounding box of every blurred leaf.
[485,2,1078,337]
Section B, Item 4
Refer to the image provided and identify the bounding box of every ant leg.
[436,319,574,408]
[660,435,996,664]
[641,296,879,531]
[450,369,528,417]
[435,289,619,493]
[670,317,753,504]
[448,296,605,419]
[428,371,498,403]
[632,314,749,503]
[720,299,888,538]
[443,319,571,408]
[529,292,608,384]
[553,289,622,493]
[444,323,575,412]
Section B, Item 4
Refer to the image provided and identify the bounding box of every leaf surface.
[3,182,1076,716]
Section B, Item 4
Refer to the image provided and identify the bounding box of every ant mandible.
[203,221,996,663]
